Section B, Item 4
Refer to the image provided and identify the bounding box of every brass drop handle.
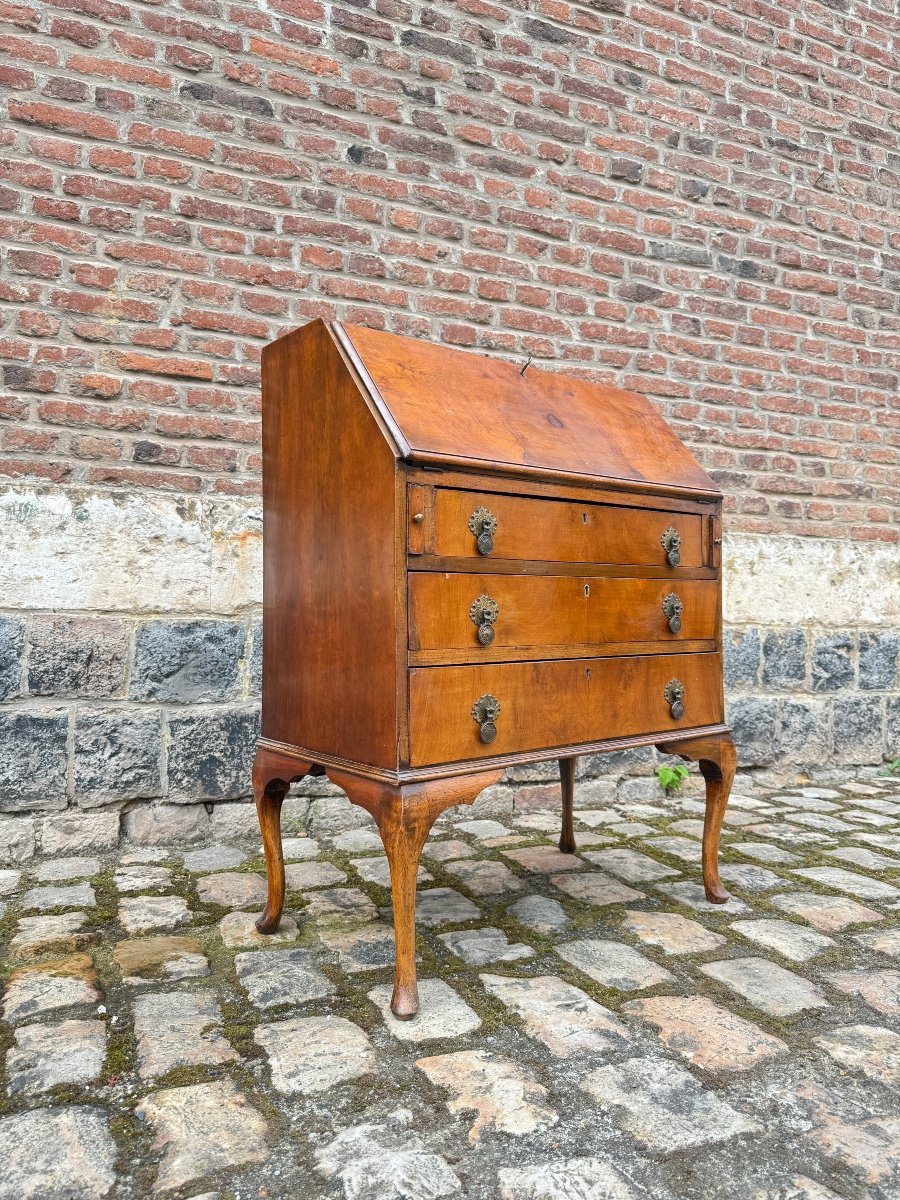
[470,594,499,646]
[664,679,685,720]
[662,592,683,634]
[661,526,681,567]
[468,506,497,556]
[471,694,501,744]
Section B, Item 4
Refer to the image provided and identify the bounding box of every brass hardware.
[412,512,424,524]
[469,594,499,646]
[664,679,685,720]
[662,592,683,634]
[471,694,501,744]
[468,506,497,556]
[660,526,681,567]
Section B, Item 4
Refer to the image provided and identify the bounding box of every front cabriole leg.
[655,733,737,903]
[329,768,503,1019]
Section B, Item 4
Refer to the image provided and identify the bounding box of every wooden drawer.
[429,488,706,567]
[409,573,718,662]
[408,652,723,766]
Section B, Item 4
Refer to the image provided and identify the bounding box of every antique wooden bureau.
[254,318,736,1019]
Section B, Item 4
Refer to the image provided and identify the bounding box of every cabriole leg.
[253,747,311,934]
[328,768,503,1020]
[558,756,577,854]
[655,733,737,904]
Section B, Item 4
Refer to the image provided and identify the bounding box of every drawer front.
[408,652,723,766]
[431,489,705,567]
[409,574,718,659]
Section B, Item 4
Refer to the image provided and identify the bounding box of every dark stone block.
[833,697,883,765]
[130,620,245,703]
[28,616,128,699]
[399,29,476,65]
[778,699,831,760]
[762,630,807,689]
[648,241,712,267]
[859,632,899,691]
[611,158,643,183]
[73,709,163,807]
[0,711,69,812]
[249,619,262,699]
[685,135,714,155]
[167,707,259,802]
[724,628,760,688]
[681,179,710,201]
[522,16,587,46]
[727,697,777,767]
[179,81,274,117]
[811,633,854,692]
[717,255,767,280]
[0,618,25,701]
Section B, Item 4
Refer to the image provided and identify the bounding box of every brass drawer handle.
[662,592,683,634]
[664,679,685,720]
[469,594,499,646]
[468,506,497,556]
[661,526,681,567]
[471,694,500,743]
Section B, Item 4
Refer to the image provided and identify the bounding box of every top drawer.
[424,488,706,568]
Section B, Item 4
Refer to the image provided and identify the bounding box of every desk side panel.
[260,321,399,769]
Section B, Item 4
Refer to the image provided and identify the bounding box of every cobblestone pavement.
[1,767,899,1200]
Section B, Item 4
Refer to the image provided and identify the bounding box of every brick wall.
[0,0,898,832]
[1,0,898,535]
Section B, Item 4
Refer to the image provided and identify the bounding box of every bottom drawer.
[408,652,723,766]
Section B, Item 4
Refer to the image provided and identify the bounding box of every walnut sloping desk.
[255,319,736,1018]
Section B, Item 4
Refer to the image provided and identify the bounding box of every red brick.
[0,3,39,30]
[0,33,57,65]
[164,43,214,72]
[155,412,260,442]
[17,311,60,337]
[49,17,101,46]
[108,352,214,381]
[127,123,216,160]
[0,158,55,190]
[70,433,123,459]
[7,249,63,278]
[71,373,123,398]
[38,399,148,430]
[7,100,119,141]
[87,465,202,490]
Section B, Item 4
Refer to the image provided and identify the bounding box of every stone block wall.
[0,613,260,814]
[0,0,898,829]
[724,626,899,768]
[1,599,897,819]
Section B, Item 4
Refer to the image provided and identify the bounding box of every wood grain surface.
[342,321,718,495]
[430,488,706,566]
[408,573,718,656]
[408,652,724,766]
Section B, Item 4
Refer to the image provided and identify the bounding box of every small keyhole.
[582,512,588,524]
[585,667,592,680]
[583,583,590,597]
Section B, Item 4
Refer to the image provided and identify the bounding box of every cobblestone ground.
[2,767,899,1200]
